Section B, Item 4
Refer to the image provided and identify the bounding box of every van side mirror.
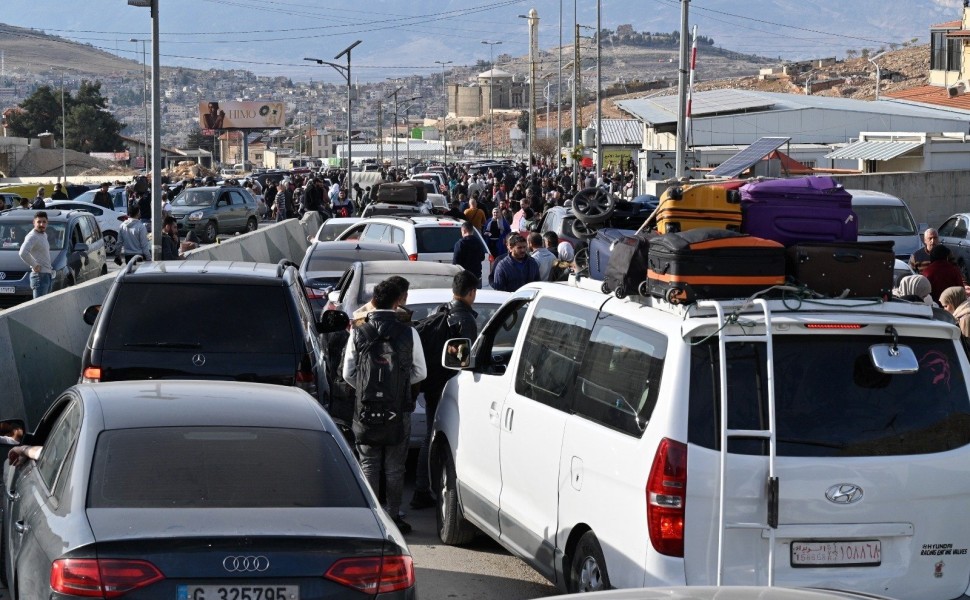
[443,338,473,370]
[317,309,350,334]
[73,242,89,253]
[82,304,101,326]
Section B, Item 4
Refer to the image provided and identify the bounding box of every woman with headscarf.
[893,274,936,306]
[483,207,511,258]
[940,286,970,340]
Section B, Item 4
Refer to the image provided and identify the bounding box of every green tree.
[6,80,123,152]
[185,129,215,152]
[5,85,65,138]
[517,110,529,133]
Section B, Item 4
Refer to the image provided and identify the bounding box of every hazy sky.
[0,0,949,81]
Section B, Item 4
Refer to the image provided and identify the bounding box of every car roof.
[847,190,905,205]
[359,260,462,276]
[309,240,406,255]
[78,381,328,431]
[0,209,83,222]
[406,288,511,305]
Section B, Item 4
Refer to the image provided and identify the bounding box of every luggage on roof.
[740,176,858,246]
[655,180,743,234]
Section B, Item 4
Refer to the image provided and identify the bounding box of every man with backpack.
[410,270,480,510]
[342,278,427,534]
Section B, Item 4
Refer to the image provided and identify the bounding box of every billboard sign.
[198,101,285,129]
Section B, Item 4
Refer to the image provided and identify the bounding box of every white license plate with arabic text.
[791,540,881,567]
[0,287,15,294]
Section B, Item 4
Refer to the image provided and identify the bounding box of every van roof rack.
[567,274,936,322]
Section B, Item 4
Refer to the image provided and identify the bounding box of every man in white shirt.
[18,211,53,298]
[528,232,557,281]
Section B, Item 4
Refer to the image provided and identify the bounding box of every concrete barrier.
[0,214,321,427]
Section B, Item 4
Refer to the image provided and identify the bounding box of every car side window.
[78,216,95,243]
[572,315,667,437]
[362,224,389,242]
[35,400,82,492]
[514,298,596,411]
[939,218,958,237]
[341,225,365,241]
[955,218,969,240]
[388,226,405,245]
[71,224,84,247]
[230,191,247,206]
[218,193,231,206]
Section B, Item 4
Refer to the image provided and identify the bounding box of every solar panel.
[705,137,791,179]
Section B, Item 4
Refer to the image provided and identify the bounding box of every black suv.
[79,259,346,406]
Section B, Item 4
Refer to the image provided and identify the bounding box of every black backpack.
[414,306,457,389]
[352,317,413,446]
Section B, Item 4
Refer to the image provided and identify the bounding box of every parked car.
[432,277,970,596]
[312,217,363,242]
[73,185,129,212]
[533,205,587,255]
[45,199,129,255]
[0,209,108,308]
[850,190,922,261]
[1,380,415,600]
[325,260,464,319]
[336,216,492,285]
[300,240,409,318]
[169,185,259,243]
[936,212,970,280]
[399,287,511,447]
[542,587,896,600]
[79,259,343,408]
[0,193,26,211]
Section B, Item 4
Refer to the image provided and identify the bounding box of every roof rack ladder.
[702,298,778,587]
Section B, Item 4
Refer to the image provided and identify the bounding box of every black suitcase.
[647,229,786,304]
[588,228,636,281]
[786,241,894,298]
[602,231,656,298]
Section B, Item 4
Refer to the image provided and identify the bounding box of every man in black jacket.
[92,182,114,210]
[451,221,485,285]
[410,270,479,510]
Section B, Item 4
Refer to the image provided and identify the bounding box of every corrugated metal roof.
[824,140,923,160]
[592,119,643,145]
[884,84,970,112]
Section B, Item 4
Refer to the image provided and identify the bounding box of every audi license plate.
[791,540,881,567]
[177,585,298,600]
[0,287,15,294]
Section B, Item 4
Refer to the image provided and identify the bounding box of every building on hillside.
[448,69,530,119]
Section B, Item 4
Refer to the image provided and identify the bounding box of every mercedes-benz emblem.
[222,556,270,573]
[191,353,206,367]
[825,483,864,504]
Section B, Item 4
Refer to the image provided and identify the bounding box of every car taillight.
[408,254,418,261]
[305,286,326,300]
[295,353,316,392]
[118,216,128,222]
[325,556,415,594]
[82,366,102,383]
[647,437,687,557]
[51,558,164,598]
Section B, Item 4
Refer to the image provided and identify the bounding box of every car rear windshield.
[688,335,970,457]
[102,283,295,353]
[307,248,404,272]
[318,222,356,242]
[359,273,457,304]
[87,427,366,508]
[415,227,464,253]
[855,205,917,235]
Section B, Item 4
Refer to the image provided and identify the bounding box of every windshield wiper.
[124,342,202,349]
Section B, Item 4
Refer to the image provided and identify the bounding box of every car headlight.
[187,210,204,221]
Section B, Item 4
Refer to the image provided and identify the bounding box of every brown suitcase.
[786,241,894,298]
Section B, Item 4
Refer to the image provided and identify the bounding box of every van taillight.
[647,437,687,557]
[408,254,418,261]
[82,366,102,383]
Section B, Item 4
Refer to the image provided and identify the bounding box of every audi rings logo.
[192,353,206,367]
[223,556,270,572]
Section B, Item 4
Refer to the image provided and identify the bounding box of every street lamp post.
[868,51,887,101]
[519,10,540,170]
[481,40,502,160]
[434,60,452,168]
[129,38,149,170]
[385,86,404,169]
[306,39,362,195]
[400,95,420,172]
[127,0,162,260]
[595,0,602,183]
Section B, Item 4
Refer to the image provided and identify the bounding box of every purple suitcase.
[740,177,857,246]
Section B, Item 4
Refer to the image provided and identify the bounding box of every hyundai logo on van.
[825,483,864,504]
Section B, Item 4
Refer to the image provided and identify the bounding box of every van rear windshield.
[688,335,970,457]
[103,283,295,353]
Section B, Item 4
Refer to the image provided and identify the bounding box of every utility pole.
[557,0,563,170]
[525,9,539,171]
[129,38,149,170]
[377,100,383,164]
[572,0,580,189]
[675,0,690,179]
[595,0,602,183]
[385,86,403,168]
[435,60,453,167]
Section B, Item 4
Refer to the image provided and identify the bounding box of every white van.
[850,190,923,261]
[432,277,970,598]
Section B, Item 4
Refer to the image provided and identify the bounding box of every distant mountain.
[0,0,960,81]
